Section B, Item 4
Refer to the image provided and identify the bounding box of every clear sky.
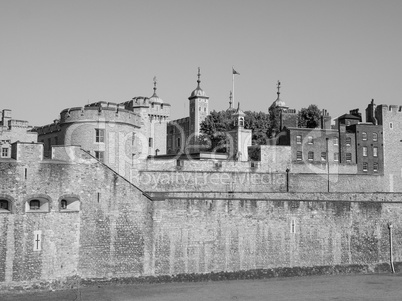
[1,0,402,126]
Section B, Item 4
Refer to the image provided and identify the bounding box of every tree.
[244,111,271,145]
[199,110,235,152]
[297,104,321,128]
[199,110,271,152]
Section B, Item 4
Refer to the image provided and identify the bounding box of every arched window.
[59,196,80,212]
[239,117,244,127]
[0,199,9,210]
[30,200,40,210]
[26,196,50,213]
[373,132,378,142]
[61,199,68,210]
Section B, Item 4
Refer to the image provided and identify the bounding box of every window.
[204,107,207,112]
[363,146,368,157]
[290,219,296,234]
[33,230,42,251]
[296,151,302,161]
[1,148,8,157]
[59,197,80,211]
[26,197,49,213]
[321,152,327,161]
[95,129,105,143]
[390,122,393,129]
[199,107,201,111]
[346,153,352,162]
[95,151,104,162]
[346,137,351,146]
[149,138,153,147]
[61,199,67,209]
[333,137,338,145]
[373,147,378,157]
[334,152,339,161]
[373,162,378,172]
[177,137,181,147]
[363,162,368,172]
[0,199,9,211]
[308,151,314,161]
[373,132,378,142]
[362,132,367,140]
[296,135,302,144]
[47,138,51,150]
[29,200,40,210]
[308,136,313,144]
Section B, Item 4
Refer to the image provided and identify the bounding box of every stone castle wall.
[149,192,402,276]
[0,144,152,289]
[1,144,401,291]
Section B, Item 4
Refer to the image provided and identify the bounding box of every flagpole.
[232,69,235,109]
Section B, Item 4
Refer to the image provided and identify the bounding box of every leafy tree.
[244,111,270,145]
[297,104,321,128]
[199,110,270,152]
[199,110,235,152]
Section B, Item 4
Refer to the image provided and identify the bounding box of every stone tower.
[188,68,209,140]
[228,103,252,161]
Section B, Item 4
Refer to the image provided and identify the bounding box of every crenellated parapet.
[59,101,141,127]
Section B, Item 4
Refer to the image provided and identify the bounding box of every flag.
[232,67,240,75]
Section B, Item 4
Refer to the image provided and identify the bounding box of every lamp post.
[388,223,395,273]
[326,137,330,192]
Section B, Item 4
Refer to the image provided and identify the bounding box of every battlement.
[59,103,141,125]
[379,104,402,113]
[122,97,171,118]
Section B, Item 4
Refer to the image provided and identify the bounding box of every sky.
[1,0,402,126]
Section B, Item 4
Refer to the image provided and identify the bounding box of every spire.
[189,67,207,99]
[152,76,158,97]
[276,80,281,100]
[197,67,201,88]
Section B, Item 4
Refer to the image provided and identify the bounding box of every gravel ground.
[2,273,402,301]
